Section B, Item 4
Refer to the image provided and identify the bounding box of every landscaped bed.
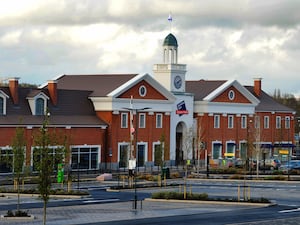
[151,191,271,204]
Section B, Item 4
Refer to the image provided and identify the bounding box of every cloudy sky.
[1,0,300,96]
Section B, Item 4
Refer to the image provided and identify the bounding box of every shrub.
[5,210,30,217]
[152,191,208,201]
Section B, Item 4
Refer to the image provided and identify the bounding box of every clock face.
[174,75,182,89]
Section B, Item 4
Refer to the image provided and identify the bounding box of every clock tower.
[153,33,187,93]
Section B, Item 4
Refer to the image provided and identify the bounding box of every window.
[276,116,281,129]
[214,115,220,128]
[0,97,3,115]
[35,98,45,115]
[121,113,128,128]
[0,91,8,115]
[154,143,163,166]
[240,142,247,160]
[254,116,260,129]
[137,143,147,167]
[156,113,162,128]
[0,147,14,173]
[71,146,99,170]
[32,146,65,171]
[285,116,290,129]
[212,143,222,160]
[264,116,269,129]
[228,90,235,100]
[228,115,234,128]
[226,143,235,158]
[139,85,147,97]
[119,143,129,168]
[241,116,247,129]
[139,113,146,128]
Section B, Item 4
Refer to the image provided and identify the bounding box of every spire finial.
[168,12,172,33]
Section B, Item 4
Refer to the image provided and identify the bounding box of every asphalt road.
[76,204,300,225]
[1,179,300,224]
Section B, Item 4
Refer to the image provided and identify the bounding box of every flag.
[168,13,172,22]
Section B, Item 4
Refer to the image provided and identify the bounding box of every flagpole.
[168,12,172,33]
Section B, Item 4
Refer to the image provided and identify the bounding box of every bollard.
[248,185,251,200]
[237,185,240,202]
[157,175,161,187]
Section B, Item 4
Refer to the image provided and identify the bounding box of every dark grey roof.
[186,80,226,101]
[245,86,295,113]
[56,74,137,96]
[0,86,107,126]
[163,33,178,47]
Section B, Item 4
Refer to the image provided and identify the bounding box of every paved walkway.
[0,197,258,225]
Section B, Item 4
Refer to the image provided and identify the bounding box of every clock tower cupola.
[153,33,186,93]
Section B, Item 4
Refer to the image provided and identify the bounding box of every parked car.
[279,160,300,173]
[259,159,281,170]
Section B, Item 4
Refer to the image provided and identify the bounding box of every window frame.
[156,113,163,128]
[241,115,247,129]
[35,97,45,115]
[276,116,281,129]
[228,115,234,129]
[285,116,290,129]
[121,112,128,128]
[139,113,146,128]
[214,115,220,128]
[264,116,270,129]
[0,96,4,115]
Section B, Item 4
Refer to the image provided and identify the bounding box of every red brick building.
[0,33,295,174]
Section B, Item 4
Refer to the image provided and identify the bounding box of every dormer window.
[0,97,3,115]
[35,97,45,115]
[0,90,9,115]
[27,92,49,115]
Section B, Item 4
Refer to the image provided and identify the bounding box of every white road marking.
[279,208,300,213]
[83,198,120,204]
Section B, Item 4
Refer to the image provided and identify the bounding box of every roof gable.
[212,85,251,103]
[204,80,259,105]
[118,80,168,100]
[108,73,176,101]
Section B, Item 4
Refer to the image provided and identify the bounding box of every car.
[279,160,300,173]
[259,159,281,170]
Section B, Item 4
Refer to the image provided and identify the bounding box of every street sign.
[129,159,136,169]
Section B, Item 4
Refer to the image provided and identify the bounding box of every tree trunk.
[43,201,47,225]
[17,178,20,211]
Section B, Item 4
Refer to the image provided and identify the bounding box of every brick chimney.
[48,80,58,105]
[254,78,262,97]
[9,78,19,105]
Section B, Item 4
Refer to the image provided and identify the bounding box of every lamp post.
[123,99,150,210]
[287,117,291,181]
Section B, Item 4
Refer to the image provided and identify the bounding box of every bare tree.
[33,114,67,225]
[11,125,26,212]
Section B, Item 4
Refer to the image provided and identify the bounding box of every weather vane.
[168,12,172,33]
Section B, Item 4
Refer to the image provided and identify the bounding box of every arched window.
[0,97,3,115]
[35,98,45,115]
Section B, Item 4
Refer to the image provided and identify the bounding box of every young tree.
[11,126,26,212]
[33,114,67,225]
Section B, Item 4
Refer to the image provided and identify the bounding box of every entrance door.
[176,122,187,166]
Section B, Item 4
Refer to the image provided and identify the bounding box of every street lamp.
[123,101,151,210]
